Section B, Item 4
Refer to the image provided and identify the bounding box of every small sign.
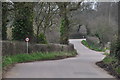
[25,37,29,54]
[25,38,29,42]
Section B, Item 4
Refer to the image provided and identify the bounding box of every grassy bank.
[97,56,120,79]
[81,40,105,52]
[3,51,77,68]
[103,56,120,74]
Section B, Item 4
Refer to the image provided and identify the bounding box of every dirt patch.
[96,61,120,80]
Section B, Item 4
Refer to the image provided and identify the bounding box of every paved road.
[5,39,114,78]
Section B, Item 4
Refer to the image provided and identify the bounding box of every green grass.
[103,56,117,64]
[103,56,120,75]
[81,40,105,52]
[2,51,77,68]
[115,67,120,74]
[103,52,110,56]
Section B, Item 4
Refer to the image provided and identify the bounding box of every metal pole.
[27,41,28,54]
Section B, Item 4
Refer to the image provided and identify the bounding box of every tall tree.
[2,2,8,40]
[12,2,34,41]
[57,2,81,44]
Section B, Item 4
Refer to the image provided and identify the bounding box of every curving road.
[5,39,114,78]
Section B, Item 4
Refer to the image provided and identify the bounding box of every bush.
[37,33,47,44]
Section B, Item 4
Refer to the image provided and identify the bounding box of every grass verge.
[103,56,120,75]
[103,56,118,64]
[97,56,120,79]
[81,40,105,52]
[2,51,77,77]
[3,51,77,68]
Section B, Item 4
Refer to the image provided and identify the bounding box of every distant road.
[5,39,114,78]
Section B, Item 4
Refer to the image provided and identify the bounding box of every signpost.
[25,38,29,54]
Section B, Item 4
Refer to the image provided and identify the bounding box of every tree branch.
[68,2,82,11]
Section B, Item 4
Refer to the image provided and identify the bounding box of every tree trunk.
[59,3,69,44]
[36,26,40,43]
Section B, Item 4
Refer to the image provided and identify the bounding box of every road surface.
[5,39,114,78]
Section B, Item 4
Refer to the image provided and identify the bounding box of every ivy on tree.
[57,2,81,44]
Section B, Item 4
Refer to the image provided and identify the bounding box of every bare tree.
[34,2,58,43]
